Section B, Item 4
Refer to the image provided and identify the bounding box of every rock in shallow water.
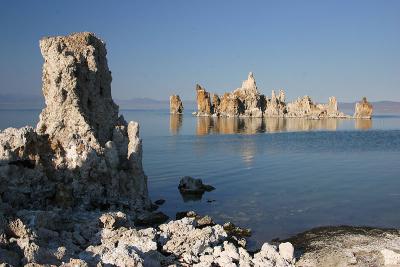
[169,94,184,114]
[178,176,215,194]
[354,97,373,119]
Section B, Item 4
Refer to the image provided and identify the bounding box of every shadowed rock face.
[0,32,150,212]
[37,32,118,149]
[170,95,184,114]
[354,97,373,119]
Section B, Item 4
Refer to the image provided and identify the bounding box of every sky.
[0,0,399,102]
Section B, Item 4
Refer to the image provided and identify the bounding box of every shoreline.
[2,205,400,266]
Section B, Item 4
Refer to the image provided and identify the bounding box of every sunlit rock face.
[231,72,263,117]
[195,72,264,117]
[219,92,242,117]
[286,96,349,119]
[0,32,150,212]
[170,95,184,114]
[196,84,212,116]
[37,32,118,149]
[264,89,287,117]
[354,97,373,119]
[194,72,352,119]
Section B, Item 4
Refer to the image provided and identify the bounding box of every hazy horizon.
[1,0,399,103]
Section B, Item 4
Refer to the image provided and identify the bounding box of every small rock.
[60,259,89,267]
[223,222,251,238]
[178,176,215,194]
[196,215,215,228]
[176,211,197,220]
[381,248,400,265]
[99,212,128,229]
[279,242,294,263]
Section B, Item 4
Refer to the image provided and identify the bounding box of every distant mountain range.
[115,97,196,110]
[339,101,400,114]
[0,94,45,109]
[1,94,399,114]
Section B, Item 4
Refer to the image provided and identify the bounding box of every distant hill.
[0,93,44,109]
[339,101,400,115]
[115,97,196,110]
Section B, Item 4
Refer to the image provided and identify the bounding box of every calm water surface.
[1,109,400,249]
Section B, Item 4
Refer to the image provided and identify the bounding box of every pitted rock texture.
[169,95,184,114]
[0,32,150,212]
[354,97,373,119]
[37,32,118,148]
[193,72,356,119]
[231,72,264,117]
[0,210,295,267]
[264,89,287,117]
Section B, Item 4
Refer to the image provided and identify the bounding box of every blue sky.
[1,0,399,102]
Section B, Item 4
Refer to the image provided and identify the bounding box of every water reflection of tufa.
[196,117,265,135]
[355,119,372,130]
[195,117,372,135]
[169,114,183,134]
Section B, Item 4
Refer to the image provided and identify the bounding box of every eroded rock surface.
[169,95,184,114]
[0,210,295,266]
[0,32,150,212]
[193,72,354,119]
[286,95,349,119]
[196,84,212,116]
[354,97,373,119]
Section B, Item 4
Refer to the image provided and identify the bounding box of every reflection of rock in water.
[196,116,371,135]
[241,140,256,165]
[196,116,213,135]
[169,114,183,135]
[196,117,264,135]
[265,117,285,132]
[355,119,372,130]
[285,118,339,132]
[265,118,340,132]
[179,192,205,202]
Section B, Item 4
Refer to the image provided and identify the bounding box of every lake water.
[1,109,400,249]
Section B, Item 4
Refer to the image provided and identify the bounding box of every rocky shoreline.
[0,32,396,266]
